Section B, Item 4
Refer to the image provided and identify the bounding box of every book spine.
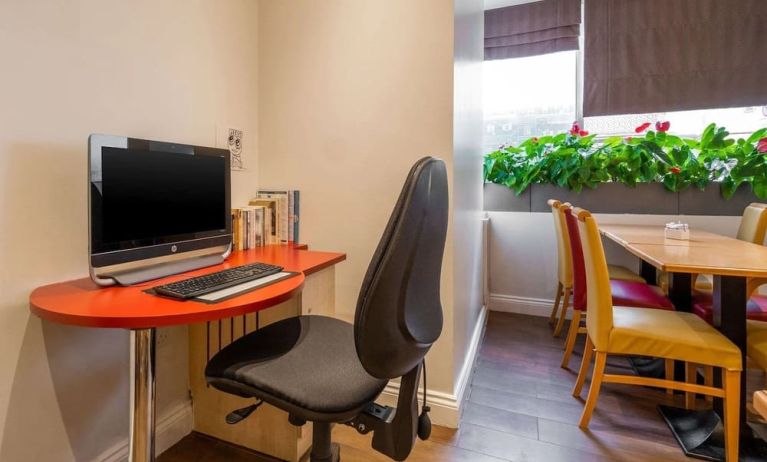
[255,207,264,246]
[253,207,258,247]
[288,192,294,243]
[244,208,251,249]
[265,208,273,245]
[239,209,245,250]
[293,190,300,244]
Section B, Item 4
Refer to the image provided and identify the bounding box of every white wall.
[0,1,260,460]
[451,0,485,392]
[258,1,487,425]
[257,0,457,395]
[487,211,743,314]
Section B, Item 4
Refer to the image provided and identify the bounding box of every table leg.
[659,275,767,461]
[668,272,692,312]
[712,275,747,427]
[130,328,157,462]
[640,260,657,286]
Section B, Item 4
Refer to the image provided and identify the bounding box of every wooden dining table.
[600,224,767,461]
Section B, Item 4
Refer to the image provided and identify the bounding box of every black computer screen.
[93,146,227,252]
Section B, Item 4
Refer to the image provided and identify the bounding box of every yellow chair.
[572,207,742,461]
[694,202,767,291]
[547,199,644,337]
[745,321,767,420]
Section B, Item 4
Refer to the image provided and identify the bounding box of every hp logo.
[171,245,178,253]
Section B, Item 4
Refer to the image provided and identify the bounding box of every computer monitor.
[89,134,232,286]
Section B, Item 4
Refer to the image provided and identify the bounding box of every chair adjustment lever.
[345,402,394,435]
[225,401,263,425]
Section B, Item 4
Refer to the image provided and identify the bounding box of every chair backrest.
[737,203,767,244]
[575,207,614,350]
[562,205,587,311]
[548,199,573,287]
[354,157,449,380]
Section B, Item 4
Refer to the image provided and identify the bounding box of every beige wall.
[0,1,259,460]
[451,0,485,387]
[257,0,459,393]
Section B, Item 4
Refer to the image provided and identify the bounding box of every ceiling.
[484,0,543,10]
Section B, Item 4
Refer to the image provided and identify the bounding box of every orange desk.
[29,245,345,462]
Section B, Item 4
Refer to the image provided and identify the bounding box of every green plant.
[483,122,767,199]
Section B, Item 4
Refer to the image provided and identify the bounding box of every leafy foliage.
[483,122,767,199]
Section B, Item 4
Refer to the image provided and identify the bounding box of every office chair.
[205,157,449,462]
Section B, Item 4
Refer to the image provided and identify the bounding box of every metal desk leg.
[130,328,157,462]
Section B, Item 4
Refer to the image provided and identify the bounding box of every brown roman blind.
[584,0,767,116]
[485,0,582,61]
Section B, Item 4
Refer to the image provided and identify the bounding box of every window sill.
[483,182,760,216]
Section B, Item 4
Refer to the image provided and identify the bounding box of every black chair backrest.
[353,157,448,379]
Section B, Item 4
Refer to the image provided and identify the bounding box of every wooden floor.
[159,311,765,462]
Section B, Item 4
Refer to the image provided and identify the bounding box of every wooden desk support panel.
[189,266,337,462]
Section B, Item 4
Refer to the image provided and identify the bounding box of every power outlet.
[156,329,170,349]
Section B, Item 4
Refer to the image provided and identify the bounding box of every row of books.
[231,190,300,251]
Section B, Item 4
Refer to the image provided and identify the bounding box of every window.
[482,51,577,153]
[482,50,766,152]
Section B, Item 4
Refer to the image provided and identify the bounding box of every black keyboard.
[154,262,284,300]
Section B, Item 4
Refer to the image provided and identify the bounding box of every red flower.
[757,137,767,153]
[669,166,681,174]
[569,121,580,135]
[635,122,651,133]
[656,121,671,132]
[579,130,589,137]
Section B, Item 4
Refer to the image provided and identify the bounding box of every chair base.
[629,356,686,382]
[308,443,340,462]
[658,405,767,462]
[308,422,340,462]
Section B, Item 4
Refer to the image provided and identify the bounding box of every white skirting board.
[95,400,193,462]
[377,305,488,428]
[487,293,573,319]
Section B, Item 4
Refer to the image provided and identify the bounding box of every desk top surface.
[29,245,346,329]
[600,224,767,277]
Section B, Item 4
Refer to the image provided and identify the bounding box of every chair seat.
[693,293,767,324]
[608,306,742,371]
[610,280,674,310]
[755,390,767,420]
[205,315,388,422]
[747,320,767,371]
[695,273,714,291]
[607,264,645,283]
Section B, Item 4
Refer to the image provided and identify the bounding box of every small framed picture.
[227,128,244,170]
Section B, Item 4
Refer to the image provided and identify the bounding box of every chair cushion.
[747,320,767,371]
[693,294,767,324]
[205,315,388,422]
[694,273,714,291]
[610,280,674,310]
[608,306,742,371]
[607,264,646,283]
[755,390,767,420]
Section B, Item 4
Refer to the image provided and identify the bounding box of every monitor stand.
[93,253,228,286]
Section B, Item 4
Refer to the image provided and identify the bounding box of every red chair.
[693,291,767,324]
[560,204,674,369]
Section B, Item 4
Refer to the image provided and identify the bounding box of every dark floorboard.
[159,312,767,461]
